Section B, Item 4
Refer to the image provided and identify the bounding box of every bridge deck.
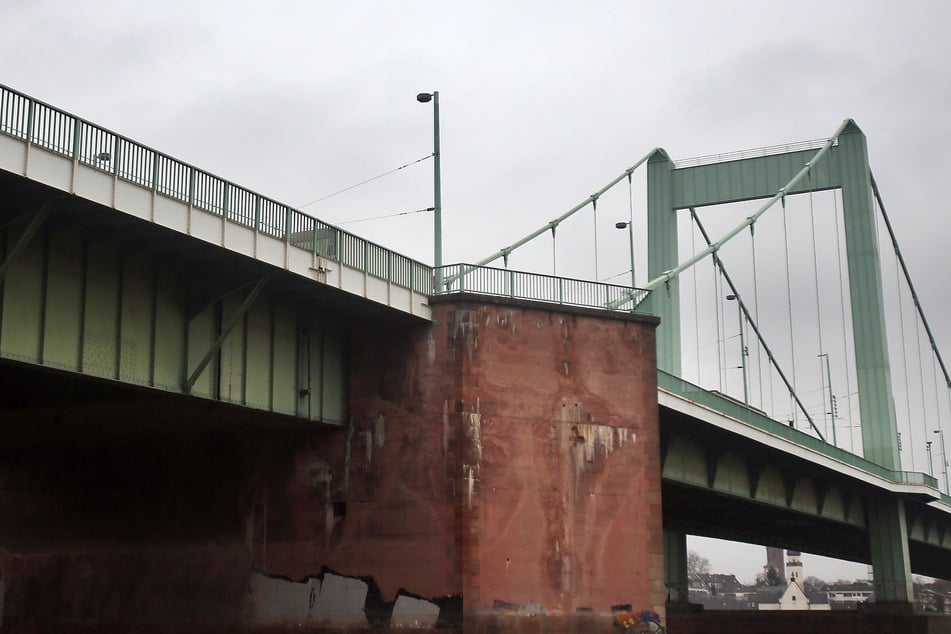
[0,84,432,320]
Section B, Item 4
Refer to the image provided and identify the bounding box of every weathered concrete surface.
[0,295,662,631]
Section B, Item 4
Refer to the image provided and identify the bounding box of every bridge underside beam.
[0,182,349,423]
[661,405,951,581]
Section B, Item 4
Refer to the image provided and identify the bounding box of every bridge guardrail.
[0,84,433,296]
[658,370,939,490]
[434,264,649,312]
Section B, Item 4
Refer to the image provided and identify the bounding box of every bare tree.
[804,576,825,591]
[687,551,711,576]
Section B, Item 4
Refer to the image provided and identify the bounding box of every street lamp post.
[725,294,748,406]
[614,221,636,289]
[927,441,935,478]
[935,429,950,493]
[417,91,442,289]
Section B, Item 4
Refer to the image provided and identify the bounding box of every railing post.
[72,118,82,162]
[150,151,159,192]
[222,183,230,219]
[188,167,196,206]
[254,196,261,232]
[25,98,34,144]
[112,137,120,177]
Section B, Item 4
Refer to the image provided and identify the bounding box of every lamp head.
[615,221,629,229]
[416,93,433,103]
[726,294,738,301]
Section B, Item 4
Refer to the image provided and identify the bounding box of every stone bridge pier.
[0,296,665,632]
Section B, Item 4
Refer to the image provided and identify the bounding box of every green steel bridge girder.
[660,415,951,582]
[0,198,348,424]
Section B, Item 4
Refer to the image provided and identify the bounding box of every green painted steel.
[0,83,432,296]
[836,125,901,470]
[467,149,659,271]
[0,220,348,424]
[867,498,914,602]
[640,120,850,299]
[643,150,678,374]
[658,370,937,489]
[662,433,868,527]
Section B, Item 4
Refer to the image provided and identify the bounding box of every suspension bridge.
[0,83,949,632]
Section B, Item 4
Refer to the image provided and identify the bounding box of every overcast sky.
[4,0,950,584]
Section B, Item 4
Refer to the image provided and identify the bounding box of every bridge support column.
[644,150,680,375]
[663,529,689,604]
[867,496,914,604]
[837,124,902,470]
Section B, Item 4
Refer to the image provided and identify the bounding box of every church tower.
[787,550,803,585]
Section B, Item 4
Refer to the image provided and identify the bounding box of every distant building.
[915,580,951,614]
[692,573,745,596]
[826,581,874,609]
[756,550,830,611]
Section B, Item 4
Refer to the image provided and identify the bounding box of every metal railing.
[672,137,834,169]
[0,83,433,295]
[435,264,649,312]
[658,370,939,490]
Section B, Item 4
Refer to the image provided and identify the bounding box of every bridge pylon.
[646,121,912,604]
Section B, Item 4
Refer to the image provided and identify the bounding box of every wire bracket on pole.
[182,273,269,394]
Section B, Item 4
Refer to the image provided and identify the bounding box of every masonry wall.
[0,296,663,632]
[248,296,664,629]
[441,298,664,621]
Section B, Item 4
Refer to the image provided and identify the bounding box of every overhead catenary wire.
[336,206,434,226]
[297,153,433,209]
